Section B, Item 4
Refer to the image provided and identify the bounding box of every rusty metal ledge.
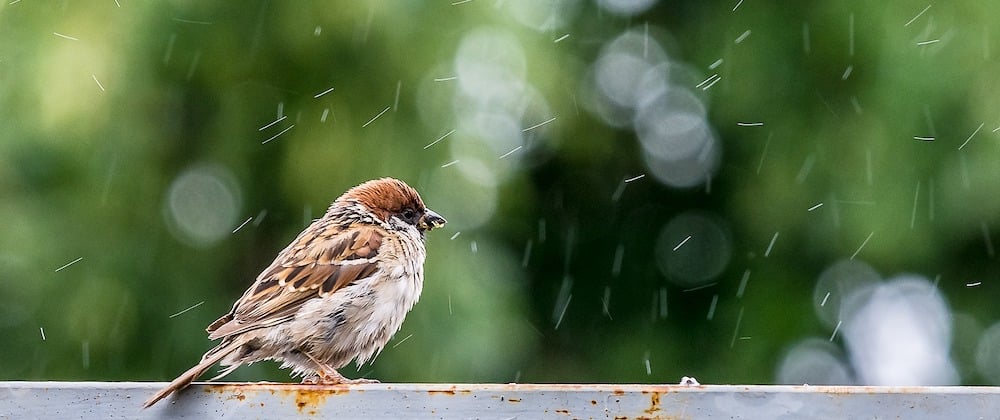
[3,382,1000,419]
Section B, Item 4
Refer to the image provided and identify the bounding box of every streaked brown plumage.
[144,178,446,408]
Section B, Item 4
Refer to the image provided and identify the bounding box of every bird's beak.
[418,208,447,232]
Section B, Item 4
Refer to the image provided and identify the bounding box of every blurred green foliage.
[2,0,999,386]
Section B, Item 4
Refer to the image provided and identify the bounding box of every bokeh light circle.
[634,88,708,161]
[654,211,732,288]
[640,128,719,189]
[455,27,527,105]
[975,321,1000,384]
[597,0,658,17]
[503,0,580,31]
[583,28,669,128]
[163,163,242,248]
[812,259,881,329]
[594,52,654,109]
[776,338,853,385]
[458,109,524,159]
[585,35,718,190]
[841,275,957,385]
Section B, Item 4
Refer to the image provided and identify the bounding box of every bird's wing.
[206,222,384,340]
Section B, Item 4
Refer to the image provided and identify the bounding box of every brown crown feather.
[333,178,426,221]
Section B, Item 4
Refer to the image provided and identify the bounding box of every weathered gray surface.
[2,382,999,419]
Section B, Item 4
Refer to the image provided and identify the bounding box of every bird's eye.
[402,208,416,220]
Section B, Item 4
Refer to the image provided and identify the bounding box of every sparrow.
[144,177,446,408]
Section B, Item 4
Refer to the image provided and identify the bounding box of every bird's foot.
[302,369,380,385]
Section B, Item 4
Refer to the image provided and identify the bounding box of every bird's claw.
[301,372,379,385]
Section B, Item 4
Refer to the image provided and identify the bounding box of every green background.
[2,1,999,385]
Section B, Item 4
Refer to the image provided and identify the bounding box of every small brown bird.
[144,178,446,408]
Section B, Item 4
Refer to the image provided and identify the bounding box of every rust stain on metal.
[644,391,662,415]
[203,384,248,404]
[507,397,522,403]
[202,383,352,414]
[554,408,571,415]
[293,389,332,415]
[426,385,471,396]
[427,390,456,396]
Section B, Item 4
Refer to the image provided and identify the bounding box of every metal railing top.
[3,382,999,419]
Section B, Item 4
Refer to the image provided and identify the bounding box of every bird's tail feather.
[142,339,244,409]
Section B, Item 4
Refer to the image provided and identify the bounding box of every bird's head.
[337,177,446,233]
